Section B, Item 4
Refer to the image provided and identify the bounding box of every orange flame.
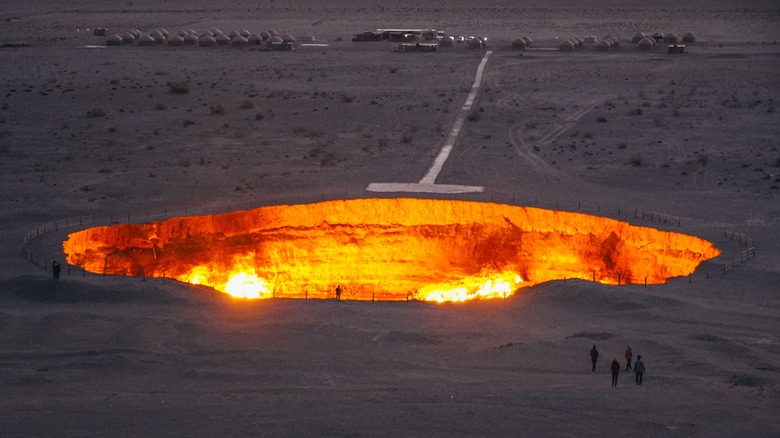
[62,198,721,302]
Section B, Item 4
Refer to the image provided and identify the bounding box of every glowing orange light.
[62,198,721,302]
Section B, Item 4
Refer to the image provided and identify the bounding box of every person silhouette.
[624,345,633,371]
[335,285,342,301]
[52,261,61,279]
[634,355,646,385]
[611,358,620,387]
[590,345,599,371]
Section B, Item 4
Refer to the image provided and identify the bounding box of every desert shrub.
[524,121,537,129]
[672,108,681,117]
[582,132,593,139]
[320,151,336,166]
[401,135,413,144]
[255,112,265,121]
[86,108,106,118]
[630,108,643,116]
[596,116,607,123]
[168,81,190,94]
[182,119,195,127]
[628,154,643,167]
[698,154,709,166]
[154,103,166,111]
[377,136,389,150]
[292,126,306,134]
[389,67,399,74]
[209,105,225,115]
[304,127,324,139]
[239,100,254,109]
[341,94,355,103]
[617,142,628,149]
[467,111,481,122]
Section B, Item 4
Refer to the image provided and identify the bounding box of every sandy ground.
[1,1,779,436]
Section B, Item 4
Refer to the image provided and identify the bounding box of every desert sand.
[0,1,778,436]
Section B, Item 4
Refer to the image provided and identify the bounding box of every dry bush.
[168,81,191,94]
[86,108,106,118]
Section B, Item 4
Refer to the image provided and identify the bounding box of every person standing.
[634,355,646,385]
[335,285,342,301]
[52,261,61,279]
[611,358,620,387]
[624,345,633,371]
[590,345,599,371]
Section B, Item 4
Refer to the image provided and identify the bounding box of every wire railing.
[21,189,756,290]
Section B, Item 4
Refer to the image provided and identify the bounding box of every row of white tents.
[105,28,297,48]
[507,32,696,51]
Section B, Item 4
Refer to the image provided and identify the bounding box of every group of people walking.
[590,345,645,387]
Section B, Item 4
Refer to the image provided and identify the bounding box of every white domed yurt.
[121,31,136,44]
[559,40,575,51]
[248,34,263,45]
[231,35,249,47]
[106,34,124,46]
[199,35,217,47]
[596,39,612,51]
[167,34,184,46]
[584,35,596,43]
[511,38,527,50]
[149,30,166,44]
[259,31,272,40]
[439,36,454,47]
[521,36,533,47]
[137,34,156,46]
[183,33,199,45]
[638,37,655,50]
[682,32,697,43]
[631,32,645,43]
[663,32,678,44]
[239,29,251,38]
[265,35,284,47]
[215,33,231,46]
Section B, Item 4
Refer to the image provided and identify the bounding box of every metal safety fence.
[21,189,756,290]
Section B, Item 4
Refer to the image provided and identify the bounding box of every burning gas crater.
[63,198,721,302]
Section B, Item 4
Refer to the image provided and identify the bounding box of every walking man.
[335,285,342,301]
[611,358,620,387]
[590,345,599,371]
[624,345,633,371]
[634,355,646,385]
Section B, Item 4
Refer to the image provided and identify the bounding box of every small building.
[353,29,443,43]
[667,44,685,54]
[398,42,438,52]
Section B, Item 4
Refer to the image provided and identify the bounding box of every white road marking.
[366,183,484,194]
[367,51,493,194]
